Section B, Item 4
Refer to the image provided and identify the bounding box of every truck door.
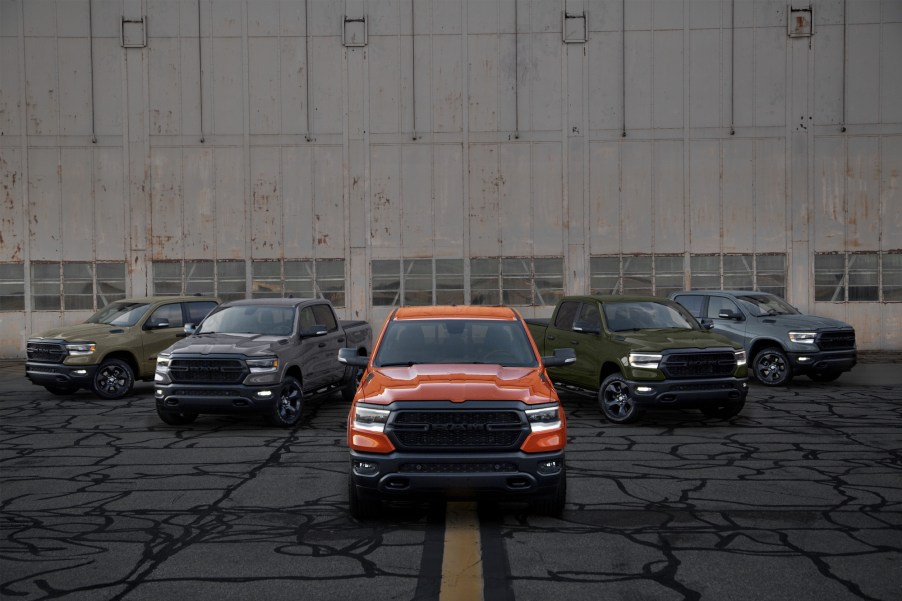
[705,295,748,347]
[140,302,188,374]
[311,303,346,384]
[543,300,583,385]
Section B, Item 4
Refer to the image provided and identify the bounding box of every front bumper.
[25,362,98,388]
[626,376,749,408]
[349,449,565,501]
[787,349,857,374]
[154,382,279,414]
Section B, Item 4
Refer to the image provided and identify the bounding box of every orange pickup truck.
[338,305,575,519]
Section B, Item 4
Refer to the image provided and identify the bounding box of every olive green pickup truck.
[526,295,749,423]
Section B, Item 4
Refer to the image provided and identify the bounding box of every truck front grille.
[27,342,67,363]
[389,410,526,450]
[399,462,518,474]
[817,330,856,350]
[661,351,737,378]
[169,359,247,384]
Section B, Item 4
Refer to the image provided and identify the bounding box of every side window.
[298,307,317,332]
[576,302,601,330]
[707,297,741,319]
[673,294,704,317]
[184,301,218,325]
[552,301,579,330]
[311,303,338,331]
[147,303,184,329]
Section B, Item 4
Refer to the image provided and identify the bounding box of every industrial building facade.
[1,0,900,356]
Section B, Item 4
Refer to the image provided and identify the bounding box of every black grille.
[399,462,518,474]
[27,342,67,363]
[661,351,737,378]
[817,330,856,350]
[170,388,243,397]
[390,410,526,450]
[169,359,247,384]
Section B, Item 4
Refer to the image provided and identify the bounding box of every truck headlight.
[156,354,171,373]
[734,350,747,366]
[353,407,390,433]
[789,331,817,344]
[65,342,96,356]
[629,353,662,369]
[526,406,561,432]
[247,357,279,373]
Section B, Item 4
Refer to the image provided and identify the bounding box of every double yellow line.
[440,501,483,601]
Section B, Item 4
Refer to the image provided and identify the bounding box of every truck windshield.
[736,294,799,317]
[374,319,539,368]
[197,305,295,336]
[603,301,696,332]
[87,302,152,327]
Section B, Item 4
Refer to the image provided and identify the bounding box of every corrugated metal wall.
[1,0,900,357]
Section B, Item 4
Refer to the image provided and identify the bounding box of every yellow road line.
[440,501,483,601]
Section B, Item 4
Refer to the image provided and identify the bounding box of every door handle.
[570,340,579,345]
[547,335,556,341]
[318,342,326,348]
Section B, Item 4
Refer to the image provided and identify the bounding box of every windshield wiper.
[378,362,420,367]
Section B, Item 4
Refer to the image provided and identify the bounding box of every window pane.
[217,260,247,301]
[435,259,464,305]
[372,260,401,306]
[96,263,126,306]
[689,255,720,290]
[185,261,215,296]
[534,257,564,306]
[814,254,845,301]
[883,252,902,301]
[723,255,754,289]
[622,256,653,295]
[316,259,346,307]
[589,256,620,295]
[31,263,61,310]
[502,258,532,305]
[654,255,684,297]
[63,262,94,310]
[470,258,500,305]
[756,254,786,298]
[285,260,314,298]
[847,253,878,301]
[403,259,433,306]
[0,263,25,310]
[252,260,282,298]
[153,261,183,295]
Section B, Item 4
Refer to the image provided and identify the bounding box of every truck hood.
[753,313,852,330]
[614,329,741,353]
[165,333,288,357]
[359,364,558,405]
[29,322,132,342]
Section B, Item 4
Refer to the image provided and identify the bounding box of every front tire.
[599,373,642,424]
[265,376,304,427]
[91,358,135,399]
[753,347,792,386]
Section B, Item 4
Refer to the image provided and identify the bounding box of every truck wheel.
[91,358,135,399]
[156,407,199,425]
[531,469,567,517]
[348,473,380,520]
[340,367,359,403]
[809,370,842,383]
[599,374,642,424]
[753,347,792,386]
[45,385,79,395]
[700,400,745,420]
[266,376,304,427]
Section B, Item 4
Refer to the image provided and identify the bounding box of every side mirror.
[542,347,576,368]
[572,320,600,335]
[184,323,197,335]
[338,347,369,368]
[301,325,329,338]
[718,310,743,321]
[698,318,715,330]
[147,318,170,330]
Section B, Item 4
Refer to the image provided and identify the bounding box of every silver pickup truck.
[670,290,856,386]
[154,298,371,426]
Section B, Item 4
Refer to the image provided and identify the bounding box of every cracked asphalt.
[1,360,900,601]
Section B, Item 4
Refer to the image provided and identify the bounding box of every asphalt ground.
[1,360,900,601]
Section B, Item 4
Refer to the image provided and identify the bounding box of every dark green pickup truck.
[526,295,749,423]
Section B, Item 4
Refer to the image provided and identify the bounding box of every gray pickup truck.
[154,298,371,426]
[670,290,856,386]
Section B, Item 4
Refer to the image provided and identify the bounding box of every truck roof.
[393,305,519,320]
[565,295,678,305]
[219,297,322,309]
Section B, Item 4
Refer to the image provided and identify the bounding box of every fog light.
[798,356,812,363]
[353,461,379,476]
[73,369,87,375]
[636,386,654,393]
[256,390,273,398]
[154,389,164,398]
[537,460,563,475]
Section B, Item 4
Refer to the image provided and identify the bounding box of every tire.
[531,469,567,517]
[348,472,380,520]
[598,373,642,424]
[156,406,199,425]
[44,385,79,395]
[340,366,359,403]
[265,376,304,427]
[809,370,842,383]
[753,347,793,386]
[700,400,745,420]
[91,358,135,399]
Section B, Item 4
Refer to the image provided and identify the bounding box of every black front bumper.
[626,376,749,408]
[26,362,98,388]
[349,449,565,501]
[155,383,279,414]
[787,350,857,374]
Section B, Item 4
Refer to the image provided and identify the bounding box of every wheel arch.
[99,351,139,373]
[749,338,786,360]
[599,361,622,383]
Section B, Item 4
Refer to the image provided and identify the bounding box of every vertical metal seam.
[621,0,626,137]
[730,0,735,135]
[198,0,204,142]
[18,0,32,311]
[461,0,470,304]
[514,0,519,139]
[89,0,96,143]
[304,0,312,141]
[242,0,251,296]
[411,0,417,140]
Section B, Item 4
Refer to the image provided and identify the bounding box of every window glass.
[723,255,754,289]
[534,257,564,306]
[576,302,601,330]
[217,260,246,302]
[502,258,532,305]
[298,307,316,331]
[285,260,315,298]
[372,260,401,306]
[814,254,845,301]
[436,259,465,305]
[883,252,902,301]
[689,255,720,290]
[185,261,215,296]
[0,263,25,310]
[63,262,94,310]
[470,258,500,305]
[316,259,346,307]
[673,294,704,317]
[654,255,684,297]
[403,259,433,306]
[96,263,126,306]
[147,303,184,328]
[153,261,184,295]
[185,301,218,325]
[312,303,338,331]
[756,254,786,297]
[252,261,282,298]
[847,253,878,301]
[553,301,579,330]
[622,256,653,295]
[706,296,741,319]
[589,256,620,295]
[32,263,61,311]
